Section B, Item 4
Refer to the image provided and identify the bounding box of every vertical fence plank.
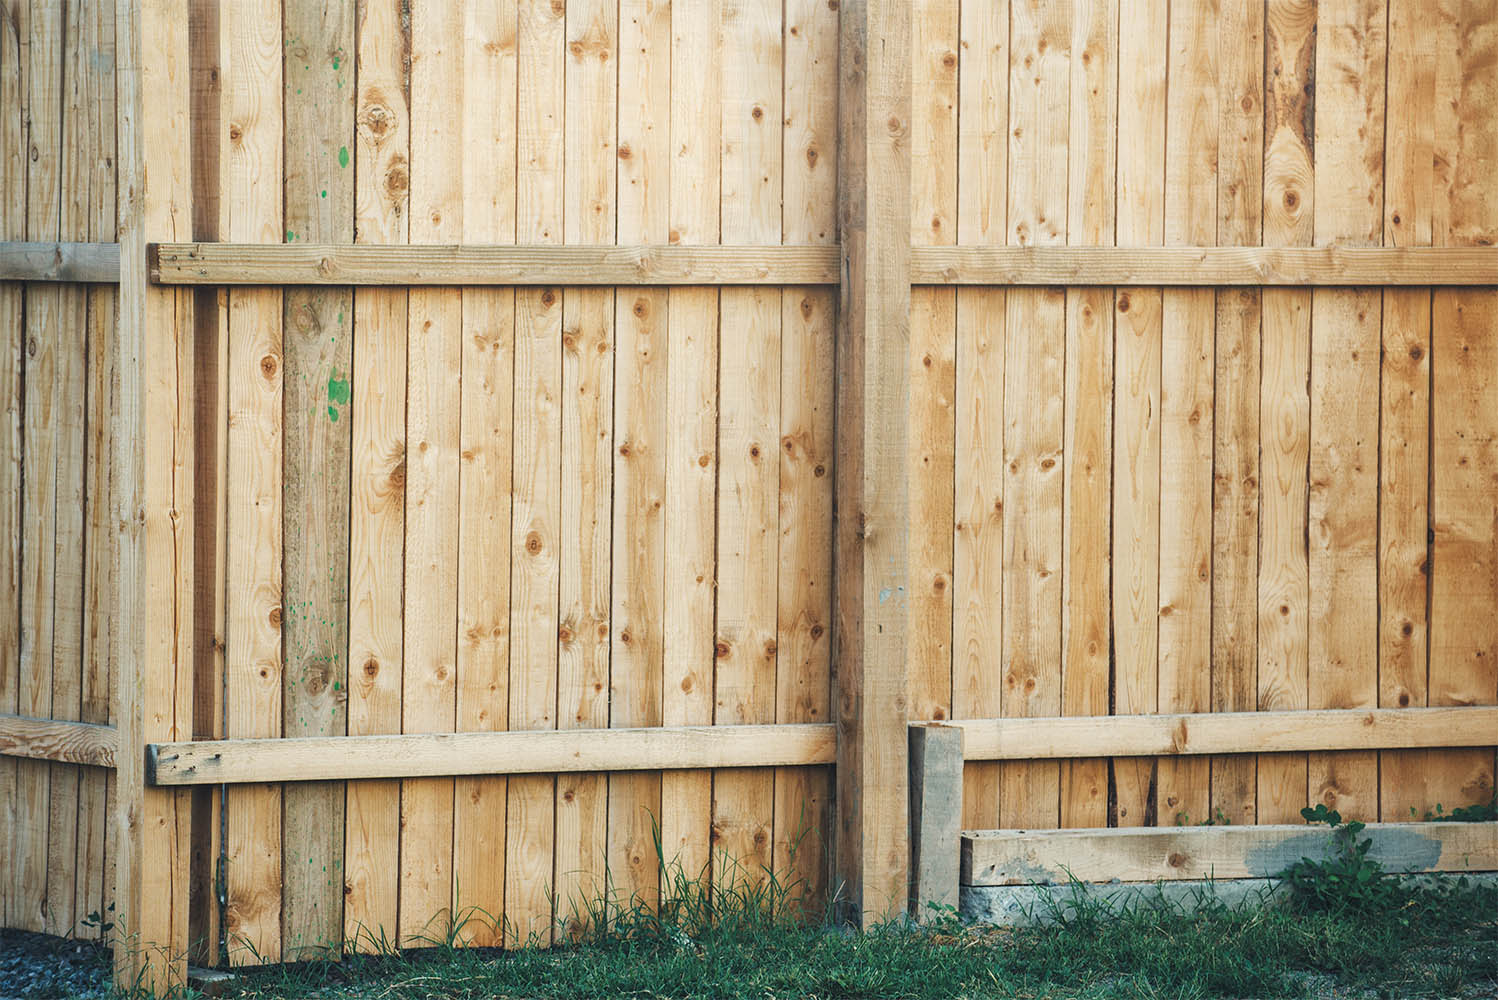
[16,0,63,934]
[1211,0,1264,829]
[1257,0,1315,825]
[281,0,355,958]
[114,0,197,987]
[77,0,118,939]
[45,0,94,938]
[1429,0,1498,816]
[1379,0,1435,822]
[1112,0,1166,828]
[506,0,566,944]
[835,0,911,924]
[776,0,838,911]
[715,0,783,902]
[222,0,286,963]
[662,0,720,899]
[610,0,671,918]
[953,0,1006,832]
[1000,0,1068,833]
[453,0,517,948]
[1158,0,1216,828]
[344,0,408,952]
[0,0,26,932]
[1061,0,1117,830]
[556,0,615,937]
[908,0,957,730]
[1308,0,1384,823]
[399,0,464,948]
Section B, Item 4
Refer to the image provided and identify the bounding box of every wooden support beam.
[911,246,1498,286]
[908,724,963,917]
[149,242,841,286]
[0,241,120,281]
[0,714,118,767]
[146,723,838,786]
[835,0,912,928]
[114,0,196,991]
[950,707,1498,760]
[963,822,1498,886]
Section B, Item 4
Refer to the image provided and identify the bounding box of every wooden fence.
[2,0,1497,992]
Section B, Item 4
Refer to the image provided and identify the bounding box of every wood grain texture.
[1307,0,1385,822]
[453,0,517,948]
[1000,0,1067,832]
[344,0,409,952]
[505,0,565,948]
[555,0,615,939]
[280,0,355,958]
[609,0,670,921]
[952,0,1006,833]
[0,715,118,766]
[714,0,783,906]
[0,242,118,281]
[964,822,1498,886]
[1425,0,1498,823]
[223,0,286,962]
[1112,0,1166,829]
[1061,0,1117,830]
[148,725,840,785]
[775,0,837,915]
[661,0,720,907]
[952,707,1498,760]
[1379,0,1436,822]
[834,0,911,924]
[113,0,197,988]
[1257,0,1316,826]
[1211,0,1265,828]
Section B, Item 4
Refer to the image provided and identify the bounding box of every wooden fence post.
[909,723,963,916]
[834,0,913,927]
[114,0,197,990]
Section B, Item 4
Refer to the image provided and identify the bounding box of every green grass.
[147,866,1498,1000]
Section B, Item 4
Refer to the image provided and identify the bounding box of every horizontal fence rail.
[147,723,838,785]
[149,242,844,285]
[943,707,1498,760]
[0,713,119,767]
[11,242,1496,287]
[910,246,1498,285]
[0,241,120,282]
[962,823,1498,885]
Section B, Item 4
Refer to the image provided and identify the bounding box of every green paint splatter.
[327,405,339,421]
[338,146,350,169]
[332,55,341,70]
[320,189,327,199]
[286,230,296,242]
[326,371,351,424]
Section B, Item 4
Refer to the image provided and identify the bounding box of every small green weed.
[1282,803,1413,916]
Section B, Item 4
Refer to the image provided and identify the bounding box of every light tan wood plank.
[834,0,911,924]
[113,0,198,987]
[1257,0,1317,826]
[505,0,566,948]
[554,0,616,939]
[952,707,1498,761]
[279,0,355,958]
[964,822,1498,886]
[775,0,837,917]
[0,714,117,766]
[1060,0,1117,830]
[222,0,286,961]
[452,0,517,948]
[149,724,839,785]
[343,0,410,953]
[0,242,118,281]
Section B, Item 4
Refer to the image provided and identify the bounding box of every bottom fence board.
[962,822,1498,886]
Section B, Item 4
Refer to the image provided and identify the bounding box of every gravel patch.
[0,929,111,1000]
